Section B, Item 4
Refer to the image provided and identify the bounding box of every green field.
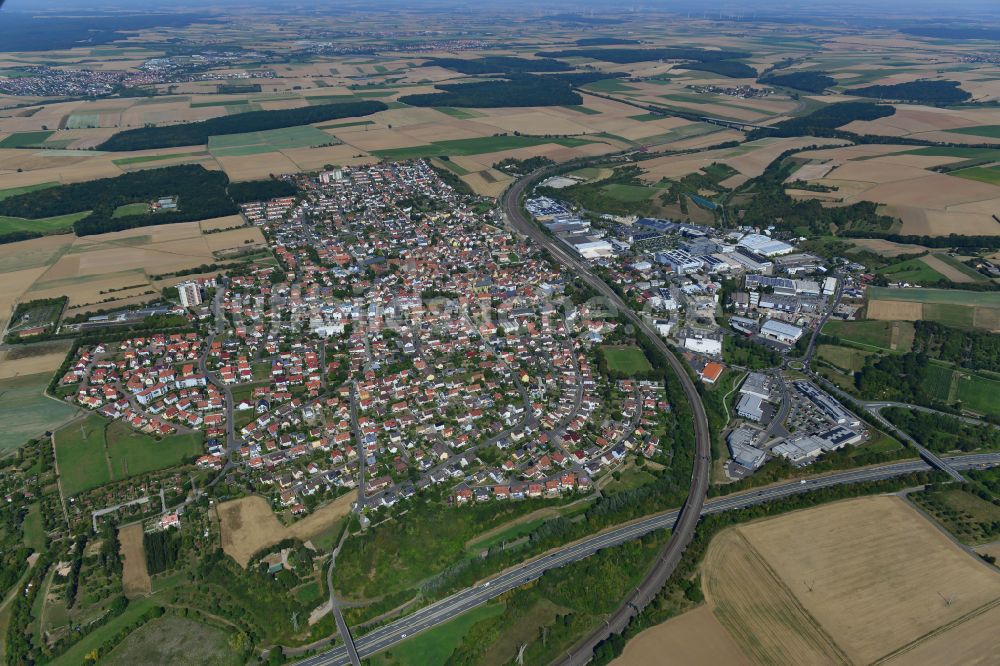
[434,107,482,119]
[946,125,1000,139]
[866,286,1000,307]
[372,135,596,160]
[0,211,88,235]
[105,420,203,478]
[22,503,45,552]
[822,319,914,351]
[562,105,601,115]
[65,113,101,129]
[53,415,111,496]
[0,372,77,454]
[600,345,653,376]
[816,344,873,372]
[112,152,205,166]
[370,603,505,666]
[433,158,469,176]
[54,415,203,496]
[102,616,240,666]
[906,146,1000,160]
[955,371,1000,417]
[951,165,1000,186]
[111,203,150,218]
[600,183,662,202]
[190,99,249,109]
[0,131,54,148]
[924,362,956,401]
[913,489,1000,544]
[208,126,338,157]
[317,119,377,130]
[933,253,988,282]
[581,78,638,93]
[878,256,946,283]
[0,182,59,201]
[466,519,548,553]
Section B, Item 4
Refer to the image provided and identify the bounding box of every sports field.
[600,345,653,376]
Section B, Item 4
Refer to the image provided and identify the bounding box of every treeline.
[846,80,971,105]
[535,47,750,64]
[144,529,182,575]
[748,101,896,139]
[97,100,387,151]
[913,320,1000,373]
[0,165,237,237]
[759,70,836,93]
[0,229,44,245]
[841,230,1000,250]
[399,75,582,108]
[739,149,895,235]
[682,60,757,78]
[881,407,1000,453]
[64,534,88,608]
[421,56,572,75]
[227,178,297,204]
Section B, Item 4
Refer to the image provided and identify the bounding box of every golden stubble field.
[217,491,357,567]
[119,522,152,598]
[694,496,1000,666]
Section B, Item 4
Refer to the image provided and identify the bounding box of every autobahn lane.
[499,169,712,664]
[295,450,1000,666]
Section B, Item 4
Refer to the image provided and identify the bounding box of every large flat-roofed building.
[760,319,803,344]
[736,393,764,422]
[655,249,703,274]
[685,333,722,356]
[794,381,861,428]
[740,372,771,400]
[773,435,824,463]
[738,233,794,257]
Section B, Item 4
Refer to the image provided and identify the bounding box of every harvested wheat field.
[703,528,848,665]
[738,496,1000,665]
[0,341,72,379]
[218,491,356,567]
[119,523,152,598]
[611,604,750,666]
[867,299,923,321]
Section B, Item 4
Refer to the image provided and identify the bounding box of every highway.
[294,450,1000,666]
[501,169,712,664]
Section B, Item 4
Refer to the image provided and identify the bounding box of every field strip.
[872,596,1000,664]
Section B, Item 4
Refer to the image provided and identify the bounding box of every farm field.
[101,616,240,666]
[119,523,152,597]
[612,605,750,666]
[865,287,1000,332]
[822,319,914,351]
[0,372,77,455]
[105,420,203,479]
[600,345,653,376]
[53,414,111,496]
[217,491,357,567]
[371,135,600,160]
[816,344,872,372]
[728,496,1000,664]
[208,125,338,157]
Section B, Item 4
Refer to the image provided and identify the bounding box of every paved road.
[293,450,1000,666]
[501,169,713,664]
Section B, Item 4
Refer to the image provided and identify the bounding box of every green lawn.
[822,320,915,352]
[600,345,653,376]
[370,603,505,666]
[54,415,111,496]
[878,257,946,284]
[112,203,150,218]
[0,131,54,148]
[946,125,1000,139]
[0,182,58,201]
[372,135,596,160]
[105,420,203,478]
[816,344,873,372]
[603,465,657,495]
[955,371,1000,417]
[0,211,88,235]
[950,165,1000,186]
[22,503,45,552]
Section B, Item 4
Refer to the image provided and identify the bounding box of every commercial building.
[655,249,703,274]
[773,435,824,463]
[739,372,771,400]
[760,319,804,344]
[794,381,861,427]
[701,361,725,384]
[736,393,764,422]
[737,233,794,257]
[685,333,723,356]
[727,428,767,470]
